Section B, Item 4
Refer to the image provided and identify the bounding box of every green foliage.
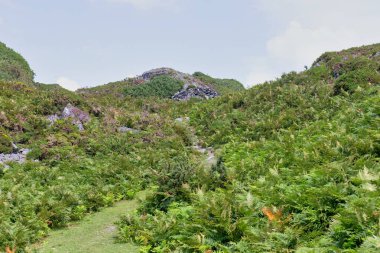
[0,133,13,154]
[0,79,194,249]
[117,43,380,252]
[0,42,34,84]
[1,41,380,252]
[193,71,245,94]
[141,159,194,213]
[125,75,183,98]
[334,68,380,94]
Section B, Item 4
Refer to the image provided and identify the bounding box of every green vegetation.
[0,42,379,252]
[35,192,145,253]
[0,42,34,84]
[117,44,380,252]
[124,75,184,98]
[193,72,245,94]
[0,80,194,251]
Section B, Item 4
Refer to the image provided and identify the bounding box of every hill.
[0,42,379,252]
[78,67,245,101]
[0,42,34,84]
[117,43,380,252]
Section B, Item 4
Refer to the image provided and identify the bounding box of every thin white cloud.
[247,0,380,86]
[105,0,178,10]
[56,77,81,91]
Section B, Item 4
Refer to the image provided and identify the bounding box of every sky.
[1,0,380,90]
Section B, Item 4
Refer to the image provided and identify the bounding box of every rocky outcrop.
[138,68,177,81]
[135,67,219,101]
[47,104,90,131]
[0,148,30,167]
[372,51,380,58]
[172,87,218,101]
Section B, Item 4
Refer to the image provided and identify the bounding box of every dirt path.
[33,193,145,253]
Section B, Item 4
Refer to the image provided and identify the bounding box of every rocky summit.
[135,67,220,100]
[78,67,244,100]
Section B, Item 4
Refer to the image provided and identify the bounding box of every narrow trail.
[33,193,145,253]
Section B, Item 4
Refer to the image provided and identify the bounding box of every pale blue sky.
[1,0,380,90]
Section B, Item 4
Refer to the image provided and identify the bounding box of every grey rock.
[138,68,176,81]
[118,127,140,134]
[0,148,31,166]
[175,117,190,123]
[373,51,380,57]
[62,104,90,122]
[47,114,60,126]
[172,87,218,101]
[47,104,90,131]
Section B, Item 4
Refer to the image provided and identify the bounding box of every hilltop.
[0,43,379,252]
[78,67,245,101]
[0,42,34,85]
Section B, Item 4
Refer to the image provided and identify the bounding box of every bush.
[334,68,380,95]
[124,75,183,98]
[0,133,13,154]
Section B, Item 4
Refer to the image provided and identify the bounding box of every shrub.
[124,75,183,98]
[334,69,380,95]
[0,133,13,154]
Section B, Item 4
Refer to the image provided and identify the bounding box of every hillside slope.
[0,42,379,252]
[117,43,380,252]
[0,42,34,84]
[78,67,245,101]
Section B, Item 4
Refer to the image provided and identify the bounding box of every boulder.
[62,104,90,123]
[0,148,31,166]
[47,104,90,131]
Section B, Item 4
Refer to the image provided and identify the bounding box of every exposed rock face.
[139,68,177,81]
[47,104,90,131]
[172,87,218,101]
[373,51,380,58]
[135,67,219,101]
[62,104,90,123]
[0,148,30,166]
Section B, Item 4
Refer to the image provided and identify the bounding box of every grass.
[33,193,146,253]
